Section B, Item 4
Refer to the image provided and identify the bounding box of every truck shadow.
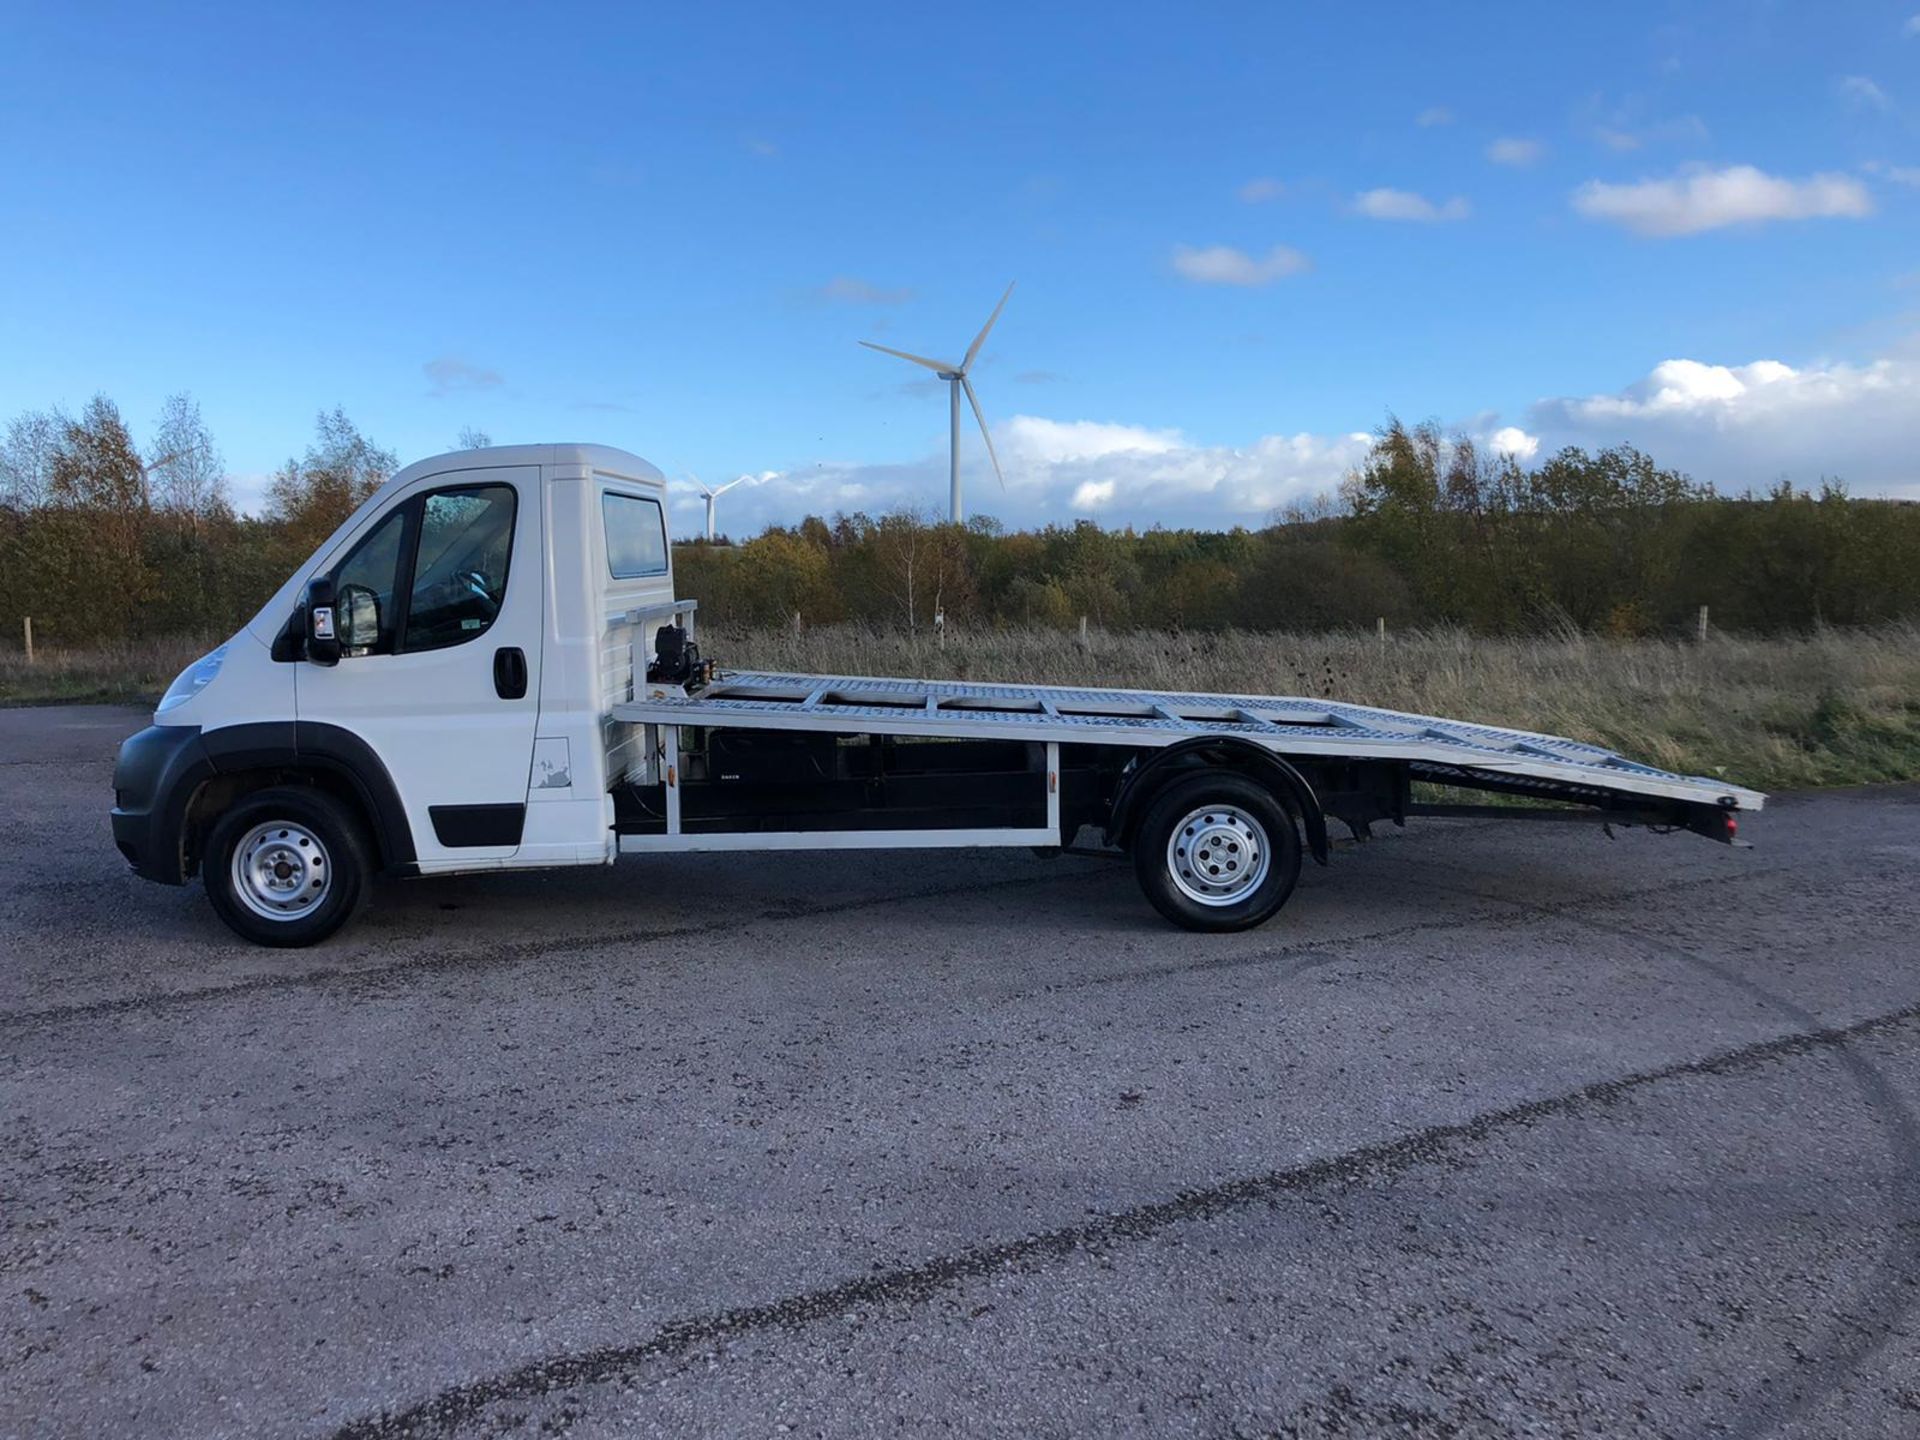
[358,848,1141,944]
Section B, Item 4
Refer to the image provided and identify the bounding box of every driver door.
[296,466,543,867]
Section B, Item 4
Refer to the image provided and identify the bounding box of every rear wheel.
[1132,772,1302,932]
[204,787,372,947]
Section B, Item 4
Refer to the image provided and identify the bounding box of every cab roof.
[391,443,666,487]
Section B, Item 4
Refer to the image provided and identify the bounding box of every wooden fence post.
[21,616,31,665]
[1697,605,1709,644]
[1078,615,1089,649]
[1376,616,1386,648]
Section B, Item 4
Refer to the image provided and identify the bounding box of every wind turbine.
[859,282,1013,524]
[695,475,747,541]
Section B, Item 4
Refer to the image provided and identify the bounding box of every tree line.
[4,396,1917,650]
[0,396,398,646]
[679,419,1920,636]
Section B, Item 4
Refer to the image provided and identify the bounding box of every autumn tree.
[32,396,155,640]
[50,395,148,515]
[0,408,67,511]
[1512,444,1706,632]
[725,530,838,624]
[265,407,397,555]
[148,393,230,524]
[867,510,928,631]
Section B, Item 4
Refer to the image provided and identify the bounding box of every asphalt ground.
[3,703,1919,1438]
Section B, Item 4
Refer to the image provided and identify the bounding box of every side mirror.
[306,576,341,667]
[338,583,381,653]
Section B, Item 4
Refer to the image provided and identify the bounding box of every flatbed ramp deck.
[613,670,1766,812]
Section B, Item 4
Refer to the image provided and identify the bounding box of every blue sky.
[3,1,1917,533]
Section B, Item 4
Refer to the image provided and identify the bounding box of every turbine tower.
[695,476,746,541]
[859,282,1013,524]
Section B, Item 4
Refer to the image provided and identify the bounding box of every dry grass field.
[0,634,213,707]
[713,621,1920,792]
[5,623,1917,792]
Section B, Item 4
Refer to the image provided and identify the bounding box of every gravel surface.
[4,704,1919,1438]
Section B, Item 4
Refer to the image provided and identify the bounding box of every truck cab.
[112,444,677,943]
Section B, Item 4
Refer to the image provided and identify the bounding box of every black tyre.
[1131,771,1302,932]
[203,786,372,947]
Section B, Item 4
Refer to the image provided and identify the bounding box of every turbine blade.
[858,339,954,374]
[716,477,747,494]
[961,376,1006,492]
[961,282,1015,373]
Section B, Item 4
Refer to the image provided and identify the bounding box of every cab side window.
[329,505,410,656]
[401,485,517,652]
[603,492,668,578]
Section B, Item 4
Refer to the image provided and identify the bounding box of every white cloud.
[1580,102,1711,155]
[1907,14,1920,35]
[423,356,503,395]
[713,420,1374,531]
[1564,358,1797,414]
[1237,177,1285,203]
[1489,426,1540,460]
[818,276,914,304]
[1865,160,1920,187]
[1416,106,1454,127]
[1001,416,1182,464]
[1571,165,1874,236]
[1171,243,1311,286]
[1840,75,1892,112]
[1006,423,1378,522]
[1353,188,1471,222]
[1487,137,1546,167]
[228,471,275,513]
[1527,354,1920,495]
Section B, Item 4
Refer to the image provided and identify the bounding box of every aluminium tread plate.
[612,669,1765,811]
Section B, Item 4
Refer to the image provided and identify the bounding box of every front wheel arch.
[177,722,416,880]
[182,765,391,879]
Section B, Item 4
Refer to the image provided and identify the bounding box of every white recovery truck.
[112,444,1766,946]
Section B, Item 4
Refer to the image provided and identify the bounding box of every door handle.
[493,647,528,700]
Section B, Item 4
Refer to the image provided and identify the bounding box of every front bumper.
[111,724,213,885]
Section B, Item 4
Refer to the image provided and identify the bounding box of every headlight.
[156,644,229,715]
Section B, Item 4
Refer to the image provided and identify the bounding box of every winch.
[646,623,714,690]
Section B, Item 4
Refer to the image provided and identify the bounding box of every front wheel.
[204,787,372,947]
[1132,772,1302,932]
